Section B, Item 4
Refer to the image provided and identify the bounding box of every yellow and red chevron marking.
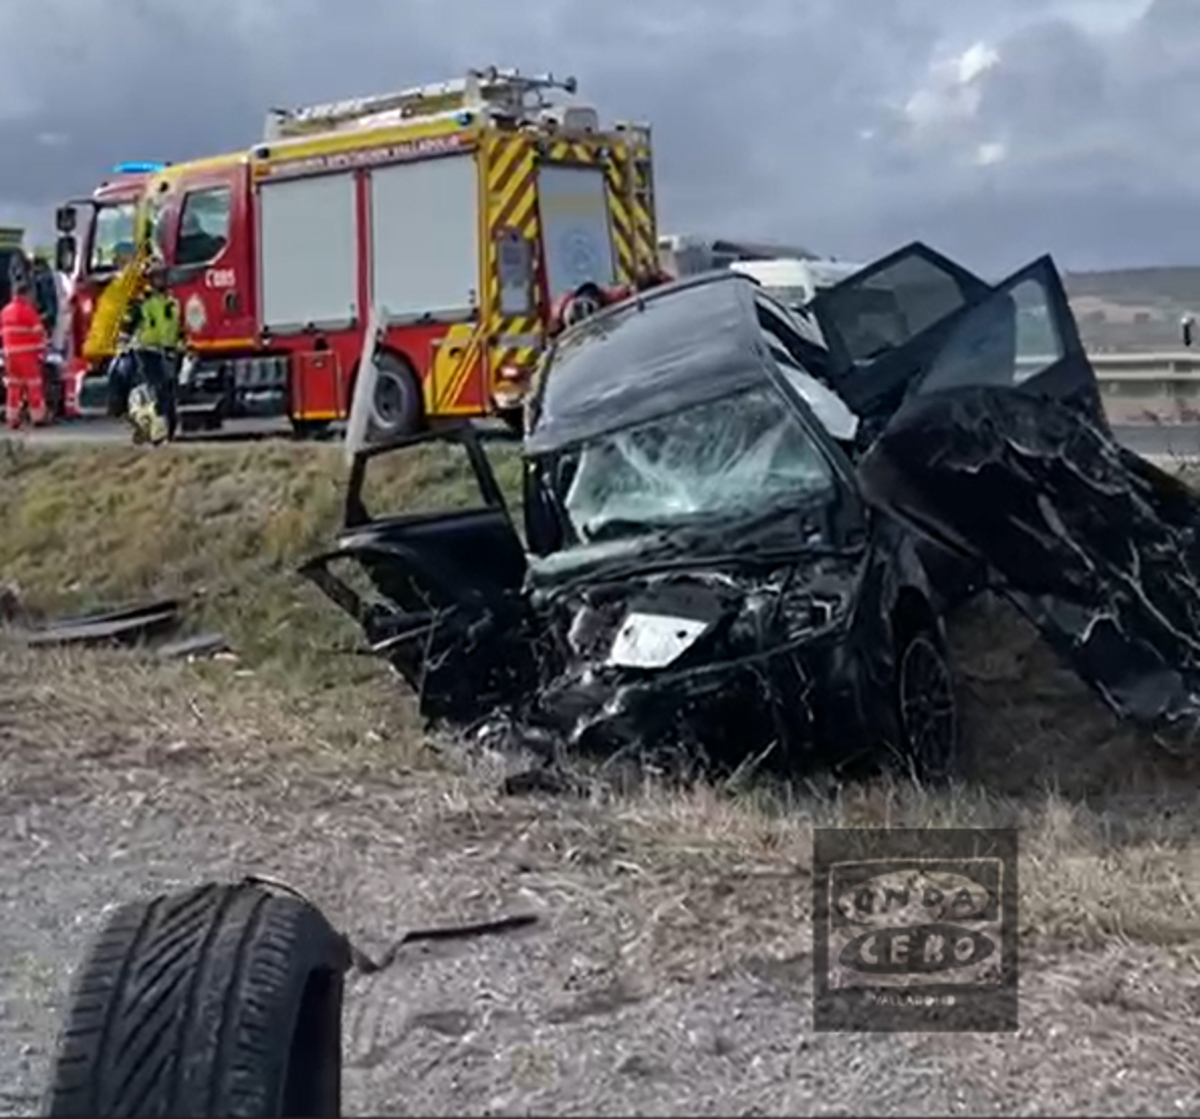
[430,322,485,415]
[604,158,636,283]
[544,139,600,165]
[486,133,541,378]
[630,139,657,276]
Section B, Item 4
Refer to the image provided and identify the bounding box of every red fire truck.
[55,68,658,437]
[54,167,153,411]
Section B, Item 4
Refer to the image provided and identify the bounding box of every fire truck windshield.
[88,201,137,273]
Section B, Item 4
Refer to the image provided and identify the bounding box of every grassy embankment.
[0,437,522,678]
[0,437,522,769]
[4,439,1200,953]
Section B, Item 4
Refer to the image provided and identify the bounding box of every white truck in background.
[656,234,817,277]
[655,234,864,312]
[729,256,865,312]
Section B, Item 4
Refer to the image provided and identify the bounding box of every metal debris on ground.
[346,913,541,975]
[155,632,230,660]
[241,874,539,976]
[2,596,229,659]
[18,599,182,647]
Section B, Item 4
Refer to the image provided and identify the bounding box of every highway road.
[5,416,1200,461]
[5,415,301,446]
[1110,424,1200,459]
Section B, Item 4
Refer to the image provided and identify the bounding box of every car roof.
[526,272,771,454]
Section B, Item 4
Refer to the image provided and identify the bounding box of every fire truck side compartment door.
[257,171,358,333]
[369,155,479,322]
[537,164,617,303]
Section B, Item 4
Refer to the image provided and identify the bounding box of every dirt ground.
[5,594,1200,1117]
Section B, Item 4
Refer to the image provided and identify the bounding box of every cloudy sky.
[0,0,1196,272]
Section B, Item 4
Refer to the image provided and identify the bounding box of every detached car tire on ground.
[43,881,348,1118]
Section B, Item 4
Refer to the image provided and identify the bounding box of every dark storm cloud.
[863,0,1200,268]
[0,0,1192,269]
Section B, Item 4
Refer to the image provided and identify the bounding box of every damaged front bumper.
[502,558,882,774]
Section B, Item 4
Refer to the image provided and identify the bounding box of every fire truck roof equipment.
[262,67,593,140]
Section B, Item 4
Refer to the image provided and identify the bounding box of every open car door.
[300,425,534,723]
[859,255,1200,727]
[808,241,992,428]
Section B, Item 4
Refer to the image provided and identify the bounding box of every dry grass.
[0,438,521,688]
[4,441,1200,967]
[11,643,1200,1115]
[8,631,1200,962]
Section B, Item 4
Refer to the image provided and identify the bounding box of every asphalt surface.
[6,416,1200,459]
[1110,424,1200,459]
[5,415,301,446]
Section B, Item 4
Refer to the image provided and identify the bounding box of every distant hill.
[1064,266,1200,307]
[1061,266,1200,352]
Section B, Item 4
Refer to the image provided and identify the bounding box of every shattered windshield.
[547,384,837,549]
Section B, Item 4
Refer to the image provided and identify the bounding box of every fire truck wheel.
[42,881,348,1118]
[367,352,422,440]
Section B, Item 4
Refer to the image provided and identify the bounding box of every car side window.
[918,274,1066,396]
[175,186,231,268]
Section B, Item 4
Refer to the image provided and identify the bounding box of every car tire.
[42,881,348,1118]
[894,626,958,782]
[367,352,422,442]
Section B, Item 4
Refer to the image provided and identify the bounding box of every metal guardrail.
[1089,352,1200,380]
[1013,352,1200,389]
[1072,351,1200,419]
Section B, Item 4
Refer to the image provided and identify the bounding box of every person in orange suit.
[2,270,49,428]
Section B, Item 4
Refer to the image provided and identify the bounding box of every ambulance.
[56,68,658,436]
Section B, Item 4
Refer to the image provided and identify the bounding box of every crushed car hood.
[516,551,865,766]
[859,385,1200,726]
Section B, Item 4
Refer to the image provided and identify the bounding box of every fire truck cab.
[57,68,658,438]
[54,165,155,411]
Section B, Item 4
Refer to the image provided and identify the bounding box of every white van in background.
[730,257,864,312]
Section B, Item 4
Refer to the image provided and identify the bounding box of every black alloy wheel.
[896,631,958,781]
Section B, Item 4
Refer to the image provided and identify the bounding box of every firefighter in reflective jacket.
[120,259,185,444]
[1,271,49,428]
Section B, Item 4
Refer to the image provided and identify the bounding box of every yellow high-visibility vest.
[134,292,182,349]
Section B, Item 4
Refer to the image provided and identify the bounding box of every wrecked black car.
[303,240,1200,780]
[303,263,964,780]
